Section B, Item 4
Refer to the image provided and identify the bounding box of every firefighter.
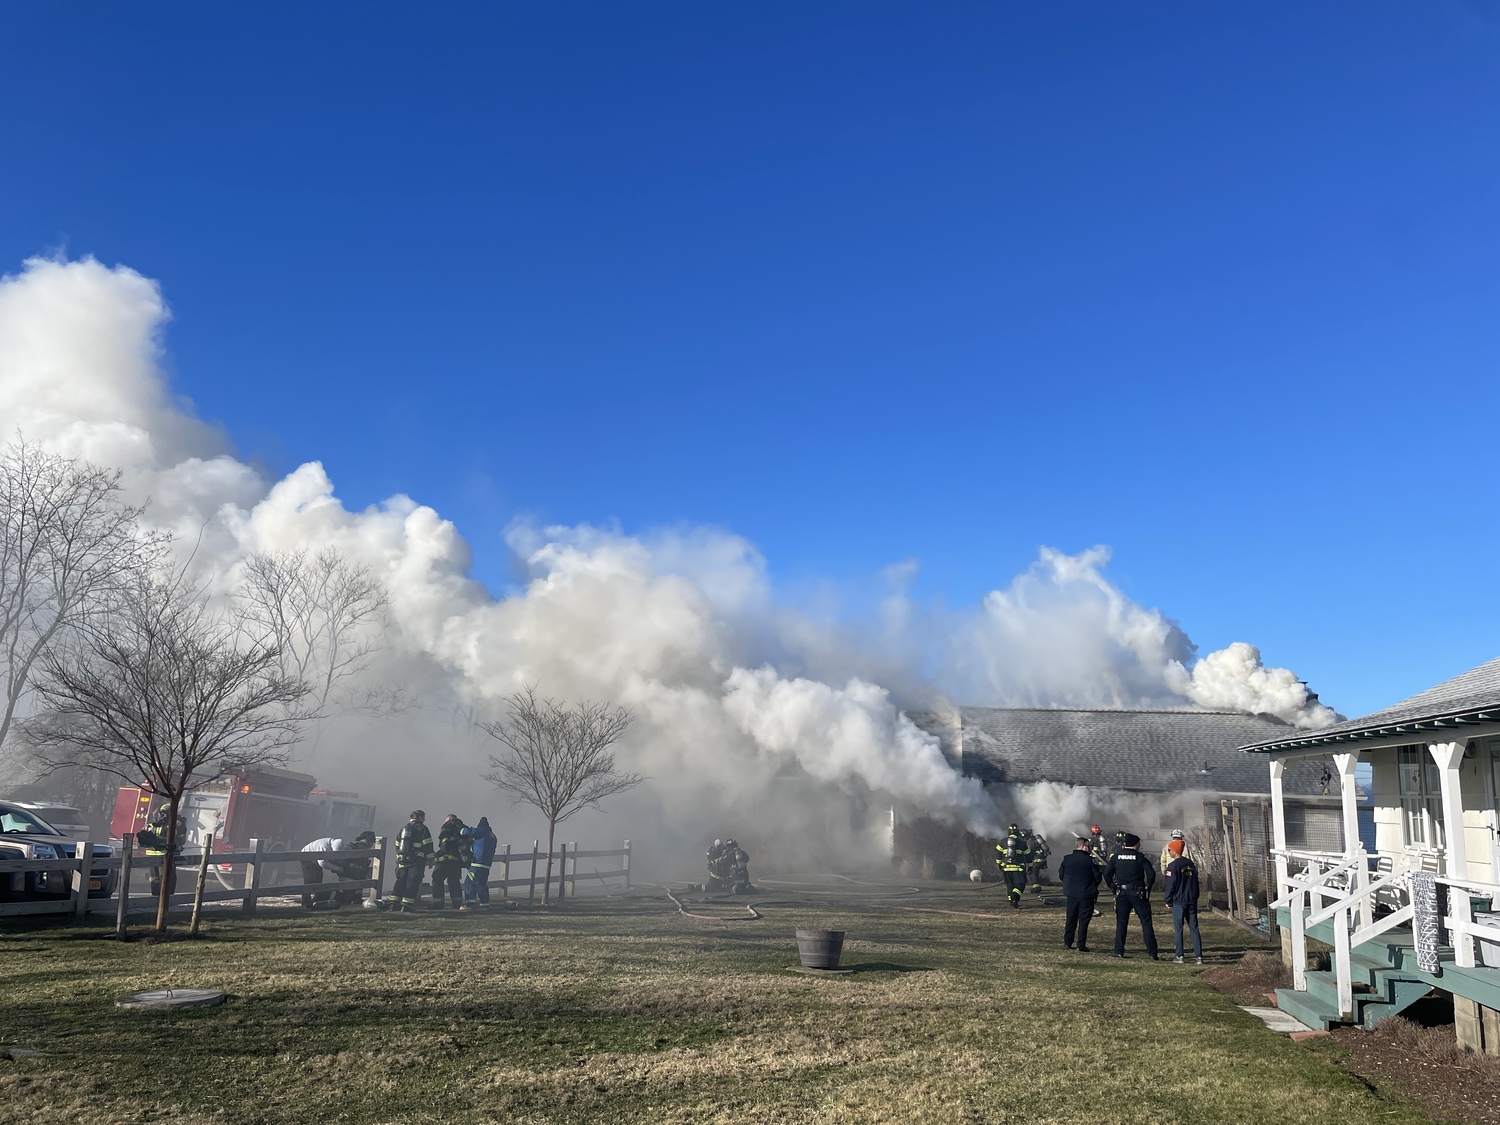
[1087,825,1108,869]
[137,805,183,898]
[1026,830,1050,893]
[431,815,468,910]
[704,838,732,892]
[300,832,376,908]
[1159,829,1194,872]
[335,832,377,906]
[725,839,754,894]
[997,824,1032,909]
[391,810,432,912]
[1104,832,1160,960]
[461,816,497,908]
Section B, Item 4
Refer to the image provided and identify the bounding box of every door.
[1489,747,1500,881]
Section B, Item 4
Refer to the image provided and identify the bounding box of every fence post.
[623,839,630,890]
[568,841,577,897]
[115,836,134,939]
[557,843,566,904]
[528,840,538,906]
[368,835,386,908]
[243,837,264,915]
[190,834,215,936]
[72,840,95,923]
[499,843,510,900]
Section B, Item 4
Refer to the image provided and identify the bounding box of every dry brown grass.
[1201,948,1291,1005]
[0,886,1441,1125]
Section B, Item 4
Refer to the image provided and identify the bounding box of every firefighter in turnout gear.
[136,804,184,897]
[431,815,468,910]
[1026,831,1050,893]
[705,839,733,892]
[1159,829,1194,872]
[392,810,433,912]
[997,824,1032,909]
[1086,825,1108,917]
[725,839,754,894]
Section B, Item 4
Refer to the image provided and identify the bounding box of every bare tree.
[238,548,392,746]
[26,569,309,930]
[482,689,642,904]
[0,440,158,753]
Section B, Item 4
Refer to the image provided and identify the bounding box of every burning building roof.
[906,707,1330,796]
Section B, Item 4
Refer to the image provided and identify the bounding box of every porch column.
[1332,752,1370,930]
[1332,753,1361,857]
[1428,741,1470,879]
[1269,759,1294,959]
[1429,740,1474,969]
[1269,758,1289,893]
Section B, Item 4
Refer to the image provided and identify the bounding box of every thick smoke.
[0,256,1335,871]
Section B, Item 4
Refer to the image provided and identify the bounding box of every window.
[0,805,60,835]
[1397,746,1444,848]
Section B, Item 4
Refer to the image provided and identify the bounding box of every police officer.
[461,816,497,908]
[431,815,468,910]
[1103,832,1159,960]
[391,810,433,912]
[997,824,1032,910]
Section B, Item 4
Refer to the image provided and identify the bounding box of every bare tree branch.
[238,547,395,751]
[481,688,642,904]
[0,438,162,754]
[25,566,310,930]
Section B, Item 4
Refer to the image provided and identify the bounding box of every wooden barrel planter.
[795,928,845,970]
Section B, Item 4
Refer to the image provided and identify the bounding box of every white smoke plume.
[0,256,1337,869]
[1171,641,1338,728]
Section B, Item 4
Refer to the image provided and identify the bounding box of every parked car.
[0,801,115,901]
[8,801,92,841]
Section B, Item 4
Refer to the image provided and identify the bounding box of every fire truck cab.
[111,767,376,855]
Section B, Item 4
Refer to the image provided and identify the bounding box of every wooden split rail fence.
[0,837,632,926]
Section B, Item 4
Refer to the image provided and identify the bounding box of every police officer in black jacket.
[1057,837,1103,951]
[1103,832,1160,960]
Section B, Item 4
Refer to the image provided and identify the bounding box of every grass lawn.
[0,881,1436,1125]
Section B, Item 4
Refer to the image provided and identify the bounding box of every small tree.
[481,689,642,904]
[0,439,159,754]
[26,569,309,931]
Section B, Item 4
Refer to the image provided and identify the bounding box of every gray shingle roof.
[1242,654,1500,752]
[906,707,1326,795]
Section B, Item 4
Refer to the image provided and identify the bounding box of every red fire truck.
[111,766,377,884]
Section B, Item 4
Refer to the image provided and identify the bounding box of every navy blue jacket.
[1163,855,1200,907]
[462,822,497,865]
[1103,848,1156,894]
[1057,850,1103,898]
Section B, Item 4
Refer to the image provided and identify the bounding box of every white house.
[1242,657,1500,1054]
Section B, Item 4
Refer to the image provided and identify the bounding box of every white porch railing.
[1273,848,1500,1020]
[1271,848,1389,1008]
[1436,873,1500,971]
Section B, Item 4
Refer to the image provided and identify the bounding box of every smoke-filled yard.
[0,888,1438,1125]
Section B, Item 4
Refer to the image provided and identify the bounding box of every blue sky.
[2,2,1498,718]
